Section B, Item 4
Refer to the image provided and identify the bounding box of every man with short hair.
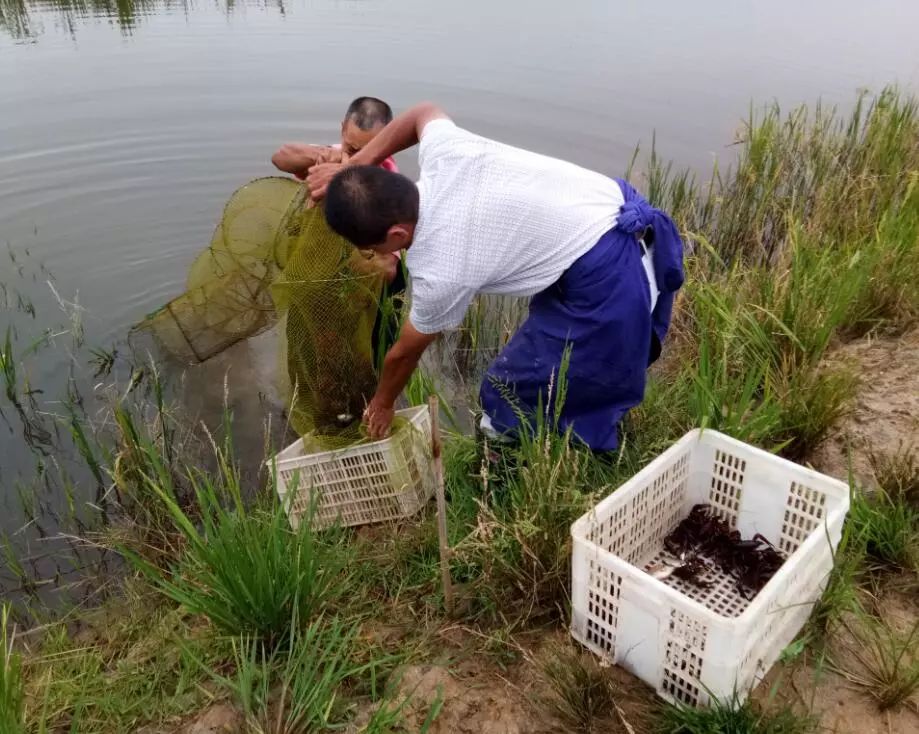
[307,103,684,450]
[271,96,399,177]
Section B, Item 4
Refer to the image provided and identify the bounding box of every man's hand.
[363,396,396,440]
[306,161,346,201]
[362,321,439,439]
[271,143,332,179]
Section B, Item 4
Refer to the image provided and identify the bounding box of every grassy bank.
[1,87,918,732]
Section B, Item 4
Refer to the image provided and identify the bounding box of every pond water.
[1,0,918,551]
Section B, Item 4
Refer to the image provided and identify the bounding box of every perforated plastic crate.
[270,405,434,529]
[570,429,849,707]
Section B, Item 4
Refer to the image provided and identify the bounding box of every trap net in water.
[139,177,299,362]
[137,177,389,447]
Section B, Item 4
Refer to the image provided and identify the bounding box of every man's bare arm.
[351,102,449,166]
[363,321,438,438]
[271,143,334,178]
[307,103,449,199]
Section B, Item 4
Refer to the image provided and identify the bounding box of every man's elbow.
[413,102,448,125]
[415,101,444,115]
[271,148,288,171]
[383,343,410,369]
[385,337,428,367]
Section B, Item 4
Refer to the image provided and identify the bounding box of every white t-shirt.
[406,119,625,334]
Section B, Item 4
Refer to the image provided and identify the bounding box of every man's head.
[340,97,393,157]
[325,166,419,252]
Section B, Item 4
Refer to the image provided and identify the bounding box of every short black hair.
[325,166,419,248]
[344,97,393,131]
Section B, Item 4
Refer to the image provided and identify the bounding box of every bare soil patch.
[810,328,919,485]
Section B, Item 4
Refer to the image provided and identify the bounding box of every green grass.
[19,584,226,733]
[538,641,650,733]
[125,439,353,644]
[848,486,919,574]
[870,443,919,505]
[0,606,25,734]
[651,88,919,269]
[658,692,817,734]
[198,616,367,733]
[449,355,637,623]
[835,615,919,710]
[404,367,459,431]
[806,521,866,642]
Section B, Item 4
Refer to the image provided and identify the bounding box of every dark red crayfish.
[660,504,785,599]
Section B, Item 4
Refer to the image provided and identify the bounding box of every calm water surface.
[1,0,918,544]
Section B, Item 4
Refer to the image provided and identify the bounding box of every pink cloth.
[332,143,399,173]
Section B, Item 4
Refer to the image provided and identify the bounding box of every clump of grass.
[455,361,609,621]
[640,89,918,468]
[843,176,919,333]
[870,443,919,505]
[0,606,25,734]
[774,367,857,460]
[200,615,368,733]
[658,692,817,734]
[649,88,919,267]
[404,367,459,431]
[848,486,919,574]
[678,217,877,457]
[539,642,648,733]
[20,582,225,733]
[360,691,442,734]
[836,616,919,710]
[807,522,865,641]
[125,441,352,644]
[105,400,191,566]
[685,298,784,448]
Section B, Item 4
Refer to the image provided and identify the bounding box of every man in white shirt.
[307,103,684,449]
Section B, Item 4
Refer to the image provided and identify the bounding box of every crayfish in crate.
[649,504,786,599]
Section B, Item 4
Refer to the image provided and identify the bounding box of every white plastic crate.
[270,405,434,529]
[570,429,849,707]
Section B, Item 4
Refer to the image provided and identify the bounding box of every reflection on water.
[0,0,287,38]
[1,0,163,38]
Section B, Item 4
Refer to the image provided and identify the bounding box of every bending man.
[307,103,684,450]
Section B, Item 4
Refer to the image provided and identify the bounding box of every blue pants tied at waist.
[479,179,684,451]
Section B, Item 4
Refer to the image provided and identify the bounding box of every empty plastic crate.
[270,405,434,529]
[570,429,849,707]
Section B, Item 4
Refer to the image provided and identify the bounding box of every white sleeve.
[408,275,476,334]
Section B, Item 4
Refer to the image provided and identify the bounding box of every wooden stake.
[429,395,454,615]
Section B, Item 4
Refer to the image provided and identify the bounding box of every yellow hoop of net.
[137,177,390,447]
